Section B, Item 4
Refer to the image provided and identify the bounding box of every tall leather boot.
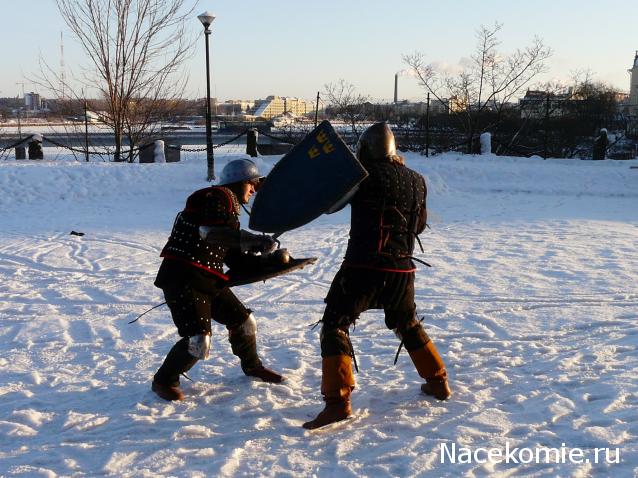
[229,321,284,383]
[408,341,452,400]
[153,337,198,401]
[302,355,356,430]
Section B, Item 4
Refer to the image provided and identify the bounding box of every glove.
[262,248,290,265]
[240,230,277,254]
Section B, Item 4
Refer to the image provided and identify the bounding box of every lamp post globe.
[198,11,216,180]
[197,11,215,29]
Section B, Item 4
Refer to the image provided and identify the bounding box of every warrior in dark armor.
[152,158,283,401]
[303,123,452,429]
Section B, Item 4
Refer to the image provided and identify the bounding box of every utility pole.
[315,91,320,127]
[60,32,66,99]
[543,92,550,160]
[425,92,430,157]
[84,98,90,162]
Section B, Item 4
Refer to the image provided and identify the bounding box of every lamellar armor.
[160,186,241,280]
[344,161,427,272]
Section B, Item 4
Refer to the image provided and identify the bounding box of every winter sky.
[1,0,637,102]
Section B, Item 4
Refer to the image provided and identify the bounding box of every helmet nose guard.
[218,158,264,186]
[356,122,397,162]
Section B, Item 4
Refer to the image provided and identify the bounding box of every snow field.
[0,150,637,477]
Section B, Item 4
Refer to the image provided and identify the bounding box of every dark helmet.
[356,122,398,163]
[218,158,264,186]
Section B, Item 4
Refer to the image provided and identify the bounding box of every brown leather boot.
[152,380,185,401]
[303,355,356,430]
[152,337,198,401]
[244,366,284,383]
[421,379,452,400]
[408,341,452,400]
[302,387,352,430]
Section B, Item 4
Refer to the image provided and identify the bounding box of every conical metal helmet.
[356,122,397,162]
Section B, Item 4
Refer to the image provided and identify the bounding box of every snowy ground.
[0,149,637,477]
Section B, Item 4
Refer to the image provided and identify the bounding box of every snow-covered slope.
[1,151,637,477]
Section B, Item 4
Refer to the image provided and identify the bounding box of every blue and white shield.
[249,121,368,234]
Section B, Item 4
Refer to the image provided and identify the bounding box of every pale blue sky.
[1,0,637,103]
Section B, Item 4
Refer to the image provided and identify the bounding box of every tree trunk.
[114,128,123,162]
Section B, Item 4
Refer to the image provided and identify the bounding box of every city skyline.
[1,0,637,103]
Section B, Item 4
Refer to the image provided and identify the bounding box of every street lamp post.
[198,11,216,181]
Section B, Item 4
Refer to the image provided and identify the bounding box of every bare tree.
[38,0,197,162]
[404,23,551,152]
[323,79,370,138]
[507,71,623,158]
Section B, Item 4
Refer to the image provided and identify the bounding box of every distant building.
[627,51,638,116]
[252,96,313,119]
[393,99,449,116]
[519,90,573,118]
[429,98,450,115]
[217,99,255,116]
[271,111,315,127]
[24,92,47,111]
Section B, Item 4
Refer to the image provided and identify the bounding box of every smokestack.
[394,74,398,104]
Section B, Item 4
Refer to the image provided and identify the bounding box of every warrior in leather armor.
[303,123,452,429]
[151,158,284,401]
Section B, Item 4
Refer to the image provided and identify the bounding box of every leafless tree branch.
[34,0,197,161]
[323,79,370,137]
[404,23,552,152]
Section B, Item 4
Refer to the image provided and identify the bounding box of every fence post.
[592,129,608,160]
[15,146,26,160]
[480,132,492,155]
[246,129,258,157]
[154,140,166,163]
[166,143,181,162]
[28,134,43,160]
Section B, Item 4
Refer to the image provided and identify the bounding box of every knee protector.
[238,313,257,336]
[187,333,211,359]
